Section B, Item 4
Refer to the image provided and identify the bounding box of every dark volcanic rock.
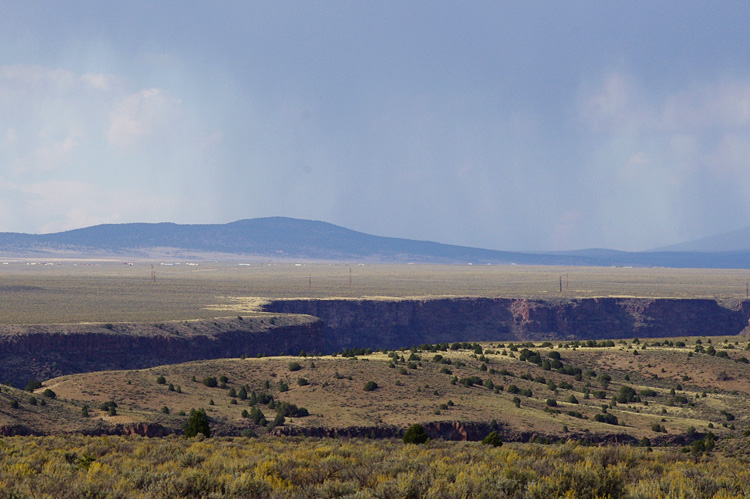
[0,316,325,387]
[2,297,749,387]
[263,297,750,351]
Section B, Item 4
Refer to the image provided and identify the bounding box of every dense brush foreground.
[0,435,748,498]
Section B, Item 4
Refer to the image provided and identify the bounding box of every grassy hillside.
[6,335,748,450]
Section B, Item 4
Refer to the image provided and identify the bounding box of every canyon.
[1,297,749,386]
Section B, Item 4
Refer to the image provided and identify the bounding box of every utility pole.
[151,264,156,283]
[308,274,312,290]
[349,267,352,287]
[559,276,563,293]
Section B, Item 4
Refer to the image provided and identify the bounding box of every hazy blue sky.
[2,2,750,251]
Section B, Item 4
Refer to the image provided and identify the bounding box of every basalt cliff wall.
[0,315,325,387]
[2,297,749,386]
[263,297,750,351]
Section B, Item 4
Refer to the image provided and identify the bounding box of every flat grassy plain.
[1,260,750,324]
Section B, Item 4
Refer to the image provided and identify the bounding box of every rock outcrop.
[0,316,325,387]
[263,297,750,351]
[2,297,749,387]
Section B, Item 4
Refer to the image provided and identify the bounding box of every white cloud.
[0,63,218,233]
[580,72,648,132]
[661,81,750,130]
[1,128,16,147]
[581,73,750,135]
[107,88,182,149]
[80,73,117,91]
[21,180,179,233]
[575,71,750,249]
[12,130,82,174]
[703,134,750,177]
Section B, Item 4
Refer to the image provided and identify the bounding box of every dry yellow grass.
[22,336,749,443]
[1,261,749,324]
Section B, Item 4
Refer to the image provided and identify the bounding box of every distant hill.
[0,217,589,265]
[1,217,749,268]
[653,226,750,253]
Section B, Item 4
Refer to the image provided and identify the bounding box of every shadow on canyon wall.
[1,297,749,386]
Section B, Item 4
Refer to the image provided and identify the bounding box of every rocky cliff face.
[269,420,700,446]
[263,297,750,351]
[0,316,325,387]
[2,297,748,386]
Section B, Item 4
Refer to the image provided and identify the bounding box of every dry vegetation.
[1,261,749,324]
[2,435,750,498]
[4,262,750,497]
[6,336,750,450]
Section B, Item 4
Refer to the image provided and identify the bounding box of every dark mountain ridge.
[1,217,749,268]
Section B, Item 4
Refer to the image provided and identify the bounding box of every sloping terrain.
[6,336,750,449]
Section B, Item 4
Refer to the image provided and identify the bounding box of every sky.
[1,2,750,251]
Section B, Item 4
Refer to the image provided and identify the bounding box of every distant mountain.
[0,217,586,265]
[1,217,749,268]
[653,227,750,253]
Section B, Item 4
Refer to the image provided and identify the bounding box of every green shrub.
[288,362,302,372]
[249,407,266,426]
[616,386,640,403]
[363,381,378,391]
[184,409,211,438]
[594,413,618,425]
[403,424,429,444]
[25,380,42,392]
[42,389,56,399]
[271,413,285,428]
[202,377,218,388]
[275,401,309,418]
[156,376,166,385]
[99,400,117,412]
[482,431,503,447]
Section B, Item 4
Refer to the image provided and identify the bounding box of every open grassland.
[7,335,750,451]
[2,435,750,498]
[1,261,750,324]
